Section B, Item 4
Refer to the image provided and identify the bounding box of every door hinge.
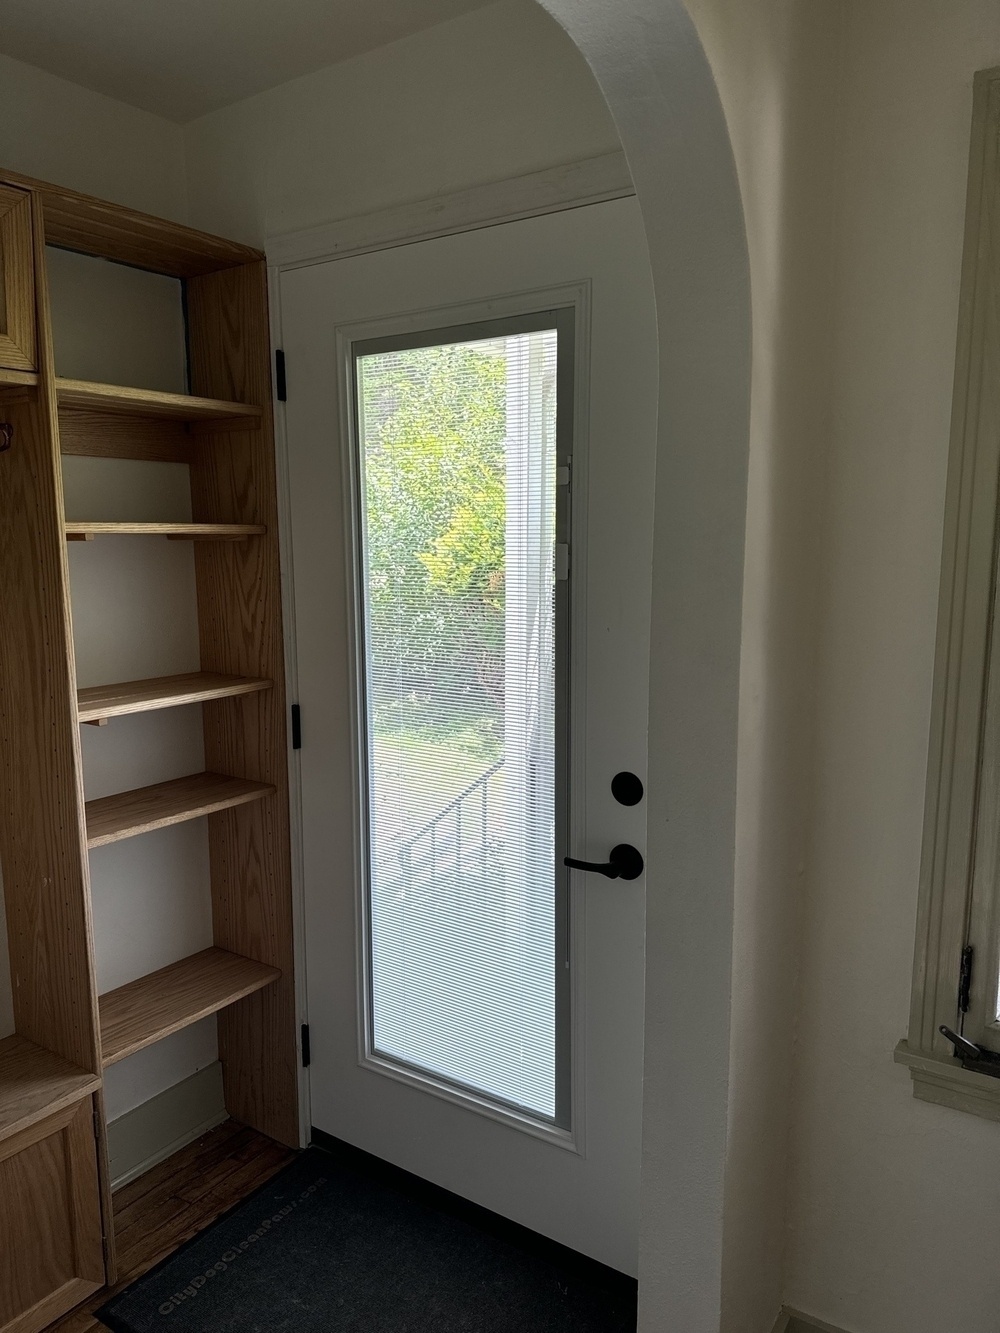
[291,703,302,750]
[958,944,974,1014]
[555,543,570,581]
[301,1023,311,1068]
[275,348,287,402]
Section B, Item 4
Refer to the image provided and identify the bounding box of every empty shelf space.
[56,377,261,423]
[99,947,281,1067]
[0,1035,101,1142]
[59,407,195,464]
[85,771,274,847]
[66,521,266,541]
[78,671,272,724]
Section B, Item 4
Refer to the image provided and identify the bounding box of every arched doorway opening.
[537,4,751,1328]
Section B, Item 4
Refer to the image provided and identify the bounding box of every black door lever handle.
[564,843,644,881]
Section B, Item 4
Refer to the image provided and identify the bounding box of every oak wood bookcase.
[0,172,298,1333]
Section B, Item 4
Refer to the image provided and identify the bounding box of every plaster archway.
[536,5,751,1330]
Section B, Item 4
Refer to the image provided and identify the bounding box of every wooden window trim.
[897,65,1000,1119]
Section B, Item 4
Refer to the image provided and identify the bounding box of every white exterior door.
[278,198,657,1276]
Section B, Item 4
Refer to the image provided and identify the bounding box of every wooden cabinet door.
[0,185,35,372]
[0,1097,105,1333]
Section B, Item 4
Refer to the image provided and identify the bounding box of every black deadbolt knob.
[611,771,644,806]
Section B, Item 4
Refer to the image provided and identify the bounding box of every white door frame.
[334,289,589,1150]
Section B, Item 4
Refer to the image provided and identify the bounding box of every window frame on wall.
[898,65,1000,1120]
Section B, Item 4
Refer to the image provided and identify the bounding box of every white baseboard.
[780,1309,855,1333]
[107,1062,227,1189]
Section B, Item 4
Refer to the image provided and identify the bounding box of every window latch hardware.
[958,944,974,1013]
[940,1024,983,1061]
[939,1024,1000,1078]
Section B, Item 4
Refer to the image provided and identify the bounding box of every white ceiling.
[0,0,493,122]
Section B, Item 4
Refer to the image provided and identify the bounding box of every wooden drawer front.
[0,185,35,372]
[0,1097,105,1333]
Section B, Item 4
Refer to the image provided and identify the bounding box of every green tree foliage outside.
[359,342,508,758]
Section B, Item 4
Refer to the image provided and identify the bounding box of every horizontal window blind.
[355,323,560,1119]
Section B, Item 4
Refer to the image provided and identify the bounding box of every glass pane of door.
[353,312,570,1125]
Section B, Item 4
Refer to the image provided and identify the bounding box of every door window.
[352,312,572,1125]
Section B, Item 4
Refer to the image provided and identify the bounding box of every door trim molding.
[265,151,634,271]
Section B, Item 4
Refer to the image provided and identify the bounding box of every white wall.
[783,6,1000,1332]
[183,0,620,242]
[679,4,842,1329]
[685,5,1000,1330]
[0,51,186,217]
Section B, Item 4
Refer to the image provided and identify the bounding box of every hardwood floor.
[50,1120,296,1332]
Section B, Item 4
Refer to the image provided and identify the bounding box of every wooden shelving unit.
[0,168,298,1331]
[99,949,281,1067]
[78,671,271,723]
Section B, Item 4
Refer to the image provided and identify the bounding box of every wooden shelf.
[78,671,271,724]
[56,377,260,423]
[85,771,274,847]
[65,521,266,541]
[0,366,38,391]
[99,948,281,1067]
[0,1035,101,1143]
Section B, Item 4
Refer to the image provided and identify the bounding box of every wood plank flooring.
[49,1120,295,1332]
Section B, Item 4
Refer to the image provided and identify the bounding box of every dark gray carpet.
[97,1142,637,1333]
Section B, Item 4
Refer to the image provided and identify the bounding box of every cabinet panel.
[0,1098,104,1333]
[0,186,36,372]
